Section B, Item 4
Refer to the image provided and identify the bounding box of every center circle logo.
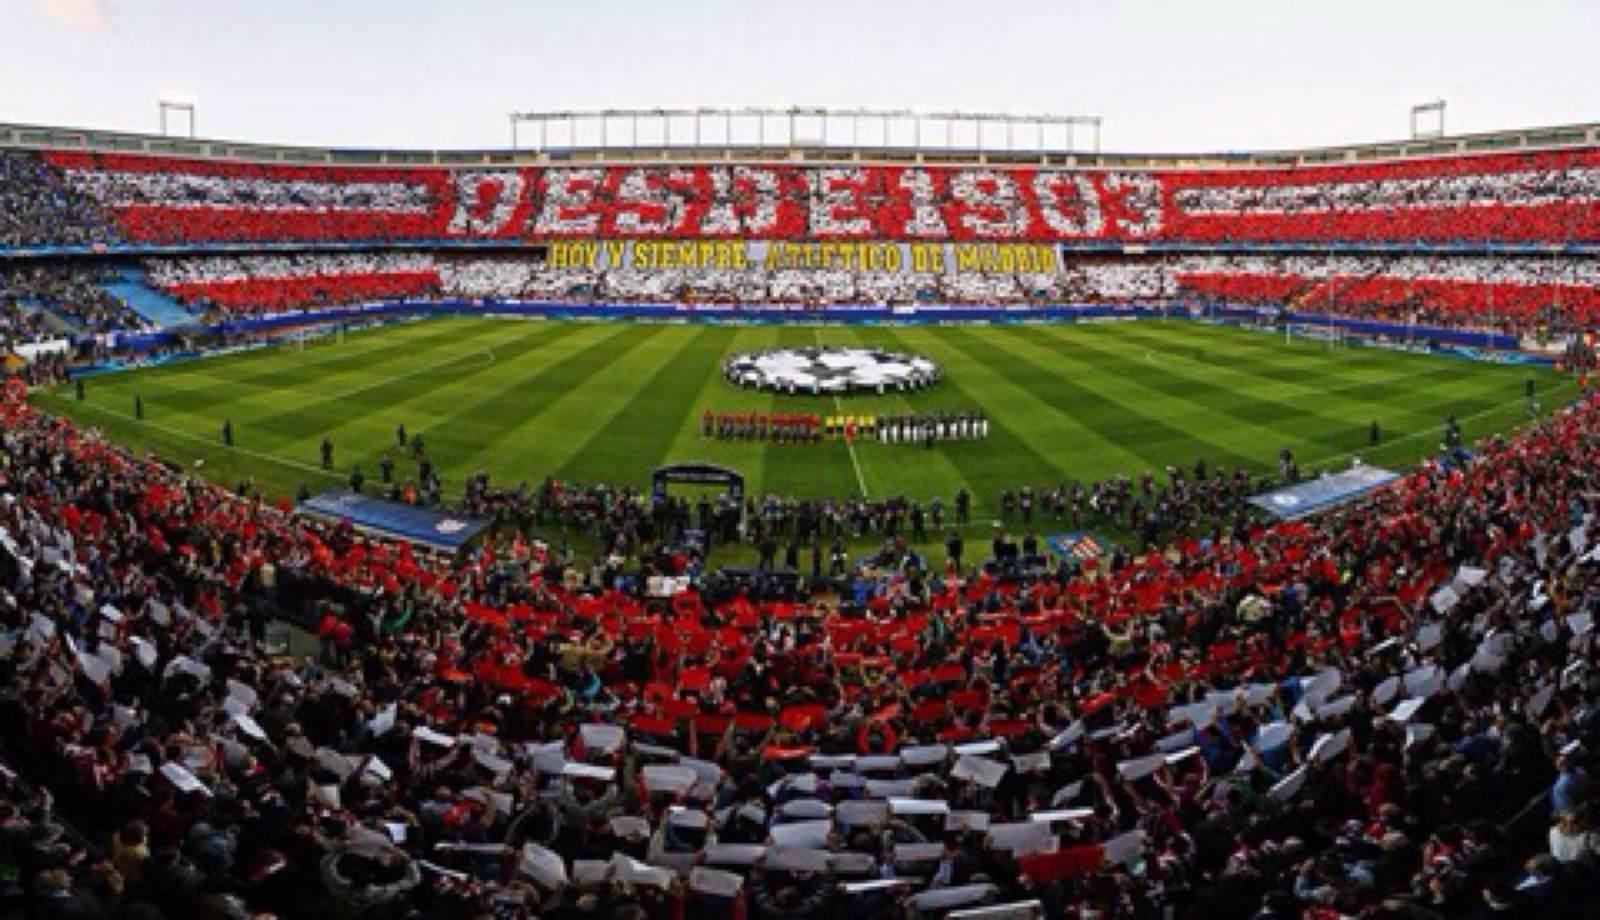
[723,346,940,395]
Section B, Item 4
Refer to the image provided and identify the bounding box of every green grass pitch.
[32,317,1574,538]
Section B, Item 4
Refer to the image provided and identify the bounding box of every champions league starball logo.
[435,519,468,535]
[722,346,940,395]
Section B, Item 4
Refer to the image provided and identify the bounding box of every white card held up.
[689,867,744,898]
[777,798,832,820]
[765,846,831,873]
[1029,807,1093,824]
[829,851,875,875]
[768,819,830,849]
[1430,586,1460,614]
[1167,701,1216,729]
[572,860,611,886]
[1011,751,1050,774]
[1387,698,1426,723]
[519,843,568,889]
[1417,623,1444,651]
[985,821,1055,855]
[1406,724,1436,748]
[413,727,457,747]
[1310,728,1352,763]
[1155,729,1195,753]
[835,800,888,826]
[562,762,617,782]
[232,712,267,741]
[642,765,697,796]
[579,724,626,754]
[1315,695,1358,719]
[1269,766,1307,802]
[1117,753,1166,782]
[1051,780,1084,805]
[1165,746,1202,766]
[894,842,946,863]
[951,754,1010,788]
[946,900,1045,920]
[161,762,209,795]
[473,749,513,777]
[1102,829,1146,866]
[910,884,996,912]
[608,815,651,839]
[1255,721,1292,751]
[1048,720,1085,749]
[609,854,674,889]
[843,879,911,895]
[702,843,764,865]
[889,797,950,816]
[947,810,992,832]
[901,744,949,767]
[1527,684,1556,718]
[1403,665,1442,699]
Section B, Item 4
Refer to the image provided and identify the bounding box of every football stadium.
[2,3,1599,918]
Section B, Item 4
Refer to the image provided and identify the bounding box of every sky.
[1,0,1595,154]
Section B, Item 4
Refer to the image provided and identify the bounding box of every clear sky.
[2,0,1595,154]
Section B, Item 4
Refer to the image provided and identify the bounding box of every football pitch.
[33,316,1573,532]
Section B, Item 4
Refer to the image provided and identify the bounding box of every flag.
[1066,534,1103,561]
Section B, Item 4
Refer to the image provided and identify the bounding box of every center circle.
[723,346,941,395]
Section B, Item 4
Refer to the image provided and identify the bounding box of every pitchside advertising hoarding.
[300,489,491,554]
[1247,466,1402,520]
[546,239,1062,275]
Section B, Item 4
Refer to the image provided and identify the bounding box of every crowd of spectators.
[0,152,117,251]
[0,248,1590,339]
[21,147,1600,245]
[1175,255,1600,337]
[0,264,149,340]
[2,332,1600,917]
[46,151,446,244]
[144,254,441,318]
[1167,152,1599,243]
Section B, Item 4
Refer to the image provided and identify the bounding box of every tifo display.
[2,112,1600,920]
[721,346,941,394]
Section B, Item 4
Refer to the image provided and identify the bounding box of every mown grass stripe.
[949,325,1263,474]
[1033,325,1404,456]
[877,326,1078,515]
[554,326,738,486]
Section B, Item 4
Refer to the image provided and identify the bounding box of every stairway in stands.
[102,267,197,329]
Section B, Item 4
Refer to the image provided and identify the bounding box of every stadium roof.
[1,116,1596,170]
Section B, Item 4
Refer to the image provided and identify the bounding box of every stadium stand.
[101,266,199,330]
[144,254,442,317]
[0,263,150,339]
[0,151,117,250]
[1175,255,1600,332]
[0,143,1590,334]
[3,361,1600,916]
[27,147,1600,245]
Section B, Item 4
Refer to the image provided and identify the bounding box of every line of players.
[864,411,989,444]
[700,409,989,444]
[701,410,822,443]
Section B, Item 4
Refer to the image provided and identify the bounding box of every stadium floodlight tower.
[158,92,197,138]
[1410,99,1446,140]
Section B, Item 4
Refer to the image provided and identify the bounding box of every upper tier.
[4,142,1598,248]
